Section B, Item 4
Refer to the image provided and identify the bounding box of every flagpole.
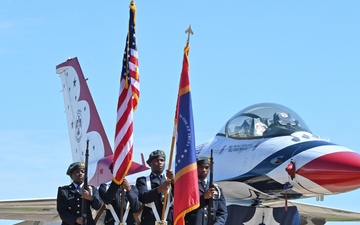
[161,25,194,222]
[117,1,138,224]
[120,1,133,223]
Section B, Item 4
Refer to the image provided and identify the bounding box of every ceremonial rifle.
[208,149,214,225]
[120,188,125,225]
[81,139,90,225]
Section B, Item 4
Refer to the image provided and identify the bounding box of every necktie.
[158,175,163,183]
[201,180,207,189]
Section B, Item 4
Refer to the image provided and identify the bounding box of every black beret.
[197,156,210,165]
[66,162,85,175]
[146,150,166,165]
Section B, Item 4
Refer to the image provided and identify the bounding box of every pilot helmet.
[273,112,297,126]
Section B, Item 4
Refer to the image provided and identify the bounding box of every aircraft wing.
[220,180,360,223]
[2,198,360,225]
[264,201,360,224]
[0,198,59,222]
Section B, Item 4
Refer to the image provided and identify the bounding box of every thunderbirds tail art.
[0,58,148,225]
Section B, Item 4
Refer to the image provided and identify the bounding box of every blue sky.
[1,0,360,224]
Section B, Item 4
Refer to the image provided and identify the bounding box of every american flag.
[113,1,139,184]
[174,44,200,225]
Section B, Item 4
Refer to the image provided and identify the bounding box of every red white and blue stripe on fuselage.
[197,131,360,204]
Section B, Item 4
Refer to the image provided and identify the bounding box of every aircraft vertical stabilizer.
[55,57,113,186]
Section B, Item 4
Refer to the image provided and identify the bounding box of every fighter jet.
[196,102,360,224]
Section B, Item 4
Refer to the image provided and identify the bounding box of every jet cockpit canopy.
[223,103,311,139]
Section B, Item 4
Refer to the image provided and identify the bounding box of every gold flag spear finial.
[185,25,194,46]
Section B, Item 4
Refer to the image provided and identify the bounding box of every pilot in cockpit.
[262,112,301,137]
[254,120,268,136]
[231,117,271,138]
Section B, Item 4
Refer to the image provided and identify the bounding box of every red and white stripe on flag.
[113,1,139,184]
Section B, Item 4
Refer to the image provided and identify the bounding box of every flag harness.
[105,185,131,224]
[145,175,173,224]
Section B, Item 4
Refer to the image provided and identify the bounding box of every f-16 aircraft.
[196,103,360,225]
[0,58,148,224]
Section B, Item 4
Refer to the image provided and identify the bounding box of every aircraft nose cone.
[297,151,360,193]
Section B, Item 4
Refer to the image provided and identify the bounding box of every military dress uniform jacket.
[57,183,102,225]
[136,173,174,225]
[185,181,228,225]
[99,181,142,225]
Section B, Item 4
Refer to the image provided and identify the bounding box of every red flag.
[113,1,139,184]
[174,44,200,225]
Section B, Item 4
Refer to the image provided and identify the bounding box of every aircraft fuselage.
[196,103,360,206]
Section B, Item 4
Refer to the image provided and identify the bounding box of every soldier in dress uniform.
[136,150,174,225]
[99,163,142,225]
[57,162,102,225]
[185,157,228,225]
